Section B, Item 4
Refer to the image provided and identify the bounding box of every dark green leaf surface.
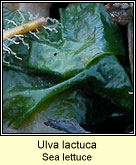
[3,3,133,130]
[27,3,126,77]
[3,69,88,128]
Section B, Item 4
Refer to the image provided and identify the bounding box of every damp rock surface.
[104,3,133,25]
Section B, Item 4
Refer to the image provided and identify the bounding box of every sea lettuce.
[3,3,133,130]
